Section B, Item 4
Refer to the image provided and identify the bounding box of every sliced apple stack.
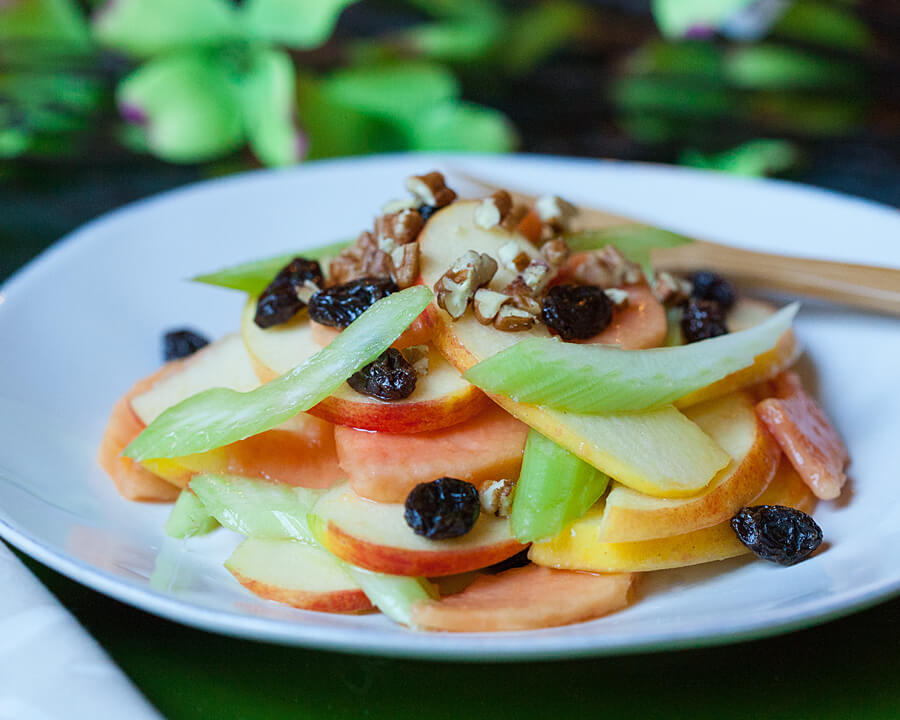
[311,482,526,577]
[241,300,488,433]
[419,200,730,497]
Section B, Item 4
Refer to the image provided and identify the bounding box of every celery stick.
[565,226,692,275]
[511,430,609,543]
[342,565,437,627]
[165,490,219,539]
[189,474,322,542]
[192,239,352,295]
[125,285,432,461]
[465,303,797,414]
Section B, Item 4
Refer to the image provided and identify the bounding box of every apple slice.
[311,482,526,577]
[241,300,488,433]
[98,363,184,502]
[674,298,800,408]
[419,201,729,497]
[225,538,373,613]
[529,460,817,573]
[574,283,667,349]
[597,391,781,542]
[410,564,635,632]
[131,334,343,489]
[309,307,436,350]
[334,403,529,503]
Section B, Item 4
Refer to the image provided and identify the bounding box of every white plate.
[1,154,899,661]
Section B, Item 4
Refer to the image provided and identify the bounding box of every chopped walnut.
[535,194,578,233]
[480,478,516,518]
[296,280,320,305]
[497,240,531,272]
[572,244,644,289]
[329,231,393,285]
[406,171,456,208]
[390,242,420,289]
[434,251,498,319]
[604,287,630,308]
[540,237,570,268]
[473,288,512,325]
[653,271,693,307]
[507,259,553,298]
[474,191,513,230]
[382,197,422,214]
[494,304,536,331]
[401,345,429,376]
[376,208,424,253]
[500,204,529,232]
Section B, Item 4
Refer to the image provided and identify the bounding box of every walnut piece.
[604,287,630,308]
[497,240,530,272]
[434,251,498,319]
[390,242,420,289]
[376,208,424,253]
[540,237,570,268]
[382,197,422,214]
[406,171,457,208]
[507,259,553,297]
[296,280,320,305]
[572,244,644,289]
[494,304,536,331]
[329,231,393,285]
[535,194,577,233]
[653,271,693,307]
[480,478,516,518]
[474,190,513,229]
[401,345,429,376]
[473,288,511,325]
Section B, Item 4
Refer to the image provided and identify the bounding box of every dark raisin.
[163,329,209,361]
[690,271,736,310]
[483,549,531,574]
[731,505,823,566]
[418,204,438,223]
[347,348,417,401]
[404,477,480,540]
[681,298,728,343]
[308,276,398,328]
[254,257,324,329]
[541,284,613,341]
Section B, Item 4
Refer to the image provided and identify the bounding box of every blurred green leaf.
[651,0,752,38]
[118,52,244,162]
[751,93,864,135]
[613,77,735,118]
[626,41,725,79]
[239,49,300,167]
[726,45,859,89]
[0,0,91,48]
[680,139,799,176]
[320,62,459,123]
[403,22,500,62]
[502,1,588,74]
[774,0,871,52]
[0,128,30,158]
[409,102,515,153]
[405,0,501,23]
[93,0,238,56]
[241,0,357,49]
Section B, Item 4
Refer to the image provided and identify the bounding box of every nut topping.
[474,191,513,230]
[497,240,531,272]
[535,194,577,233]
[382,197,422,214]
[390,242,420,289]
[400,345,430,376]
[540,236,570,268]
[473,288,512,325]
[406,171,457,208]
[652,271,692,307]
[329,231,393,285]
[604,287,630,308]
[376,208,424,253]
[494,304,536,331]
[434,251,498,319]
[480,478,516,518]
[572,244,644,289]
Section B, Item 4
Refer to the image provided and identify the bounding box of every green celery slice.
[511,430,609,543]
[125,285,432,461]
[165,490,219,539]
[192,239,352,294]
[565,225,693,275]
[342,565,436,627]
[465,303,798,414]
[189,474,323,542]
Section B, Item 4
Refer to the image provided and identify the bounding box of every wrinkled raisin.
[731,505,823,566]
[404,477,480,540]
[308,276,398,328]
[418,204,438,223]
[254,257,324,329]
[347,348,417,401]
[690,271,736,310]
[163,329,209,361]
[541,284,613,341]
[681,298,728,343]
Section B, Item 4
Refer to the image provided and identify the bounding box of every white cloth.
[0,542,163,720]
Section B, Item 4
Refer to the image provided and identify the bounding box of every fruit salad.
[99,171,849,632]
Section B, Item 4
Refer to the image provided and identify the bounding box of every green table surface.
[3,177,900,719]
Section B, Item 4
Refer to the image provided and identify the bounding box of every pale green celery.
[189,474,322,542]
[343,566,437,627]
[125,285,432,461]
[192,239,352,295]
[664,306,685,346]
[165,490,219,539]
[511,430,609,543]
[465,303,798,414]
[564,226,693,275]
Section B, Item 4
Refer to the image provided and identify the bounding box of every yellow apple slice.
[225,538,373,613]
[597,391,781,542]
[241,300,488,433]
[529,460,817,573]
[418,200,729,497]
[311,483,526,577]
[674,298,800,408]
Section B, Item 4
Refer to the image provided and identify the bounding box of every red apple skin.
[318,521,526,577]
[228,571,374,613]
